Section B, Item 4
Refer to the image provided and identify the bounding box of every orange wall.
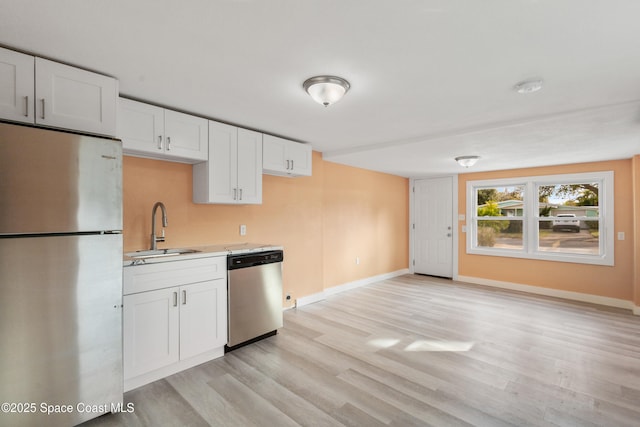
[458,159,634,301]
[123,152,409,302]
[322,161,409,288]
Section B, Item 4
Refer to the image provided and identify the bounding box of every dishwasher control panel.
[227,250,284,270]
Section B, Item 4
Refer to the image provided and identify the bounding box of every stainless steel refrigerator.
[0,122,123,426]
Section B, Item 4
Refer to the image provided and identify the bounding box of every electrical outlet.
[618,231,625,241]
[356,256,360,265]
[240,224,246,236]
[285,293,291,301]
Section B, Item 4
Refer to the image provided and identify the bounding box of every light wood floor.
[83,274,640,426]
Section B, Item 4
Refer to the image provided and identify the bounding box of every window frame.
[466,171,614,266]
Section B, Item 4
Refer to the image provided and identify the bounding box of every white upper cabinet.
[236,128,263,204]
[36,58,118,136]
[163,110,208,161]
[263,134,312,177]
[0,47,34,124]
[193,121,262,205]
[117,99,163,154]
[0,47,118,136]
[118,98,208,163]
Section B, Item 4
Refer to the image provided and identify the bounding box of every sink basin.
[125,248,201,259]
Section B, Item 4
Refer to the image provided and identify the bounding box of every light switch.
[240,224,247,236]
[617,231,625,241]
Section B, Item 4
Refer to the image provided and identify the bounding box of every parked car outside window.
[552,213,580,232]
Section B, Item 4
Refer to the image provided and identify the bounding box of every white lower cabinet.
[124,287,180,377]
[123,256,227,391]
[180,281,227,360]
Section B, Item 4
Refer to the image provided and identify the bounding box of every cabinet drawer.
[124,256,226,295]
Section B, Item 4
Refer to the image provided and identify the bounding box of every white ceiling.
[3,0,640,177]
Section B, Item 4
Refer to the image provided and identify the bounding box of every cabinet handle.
[291,160,294,170]
[182,290,187,305]
[157,135,163,150]
[24,96,29,117]
[40,99,45,120]
[173,291,178,307]
[166,137,171,151]
[233,188,237,200]
[286,159,290,170]
[239,188,243,200]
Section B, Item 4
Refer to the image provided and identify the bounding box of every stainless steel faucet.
[150,202,168,250]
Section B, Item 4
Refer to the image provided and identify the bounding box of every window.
[466,171,614,265]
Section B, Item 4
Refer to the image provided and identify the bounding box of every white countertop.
[123,243,283,266]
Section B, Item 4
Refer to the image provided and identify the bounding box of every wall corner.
[633,155,640,310]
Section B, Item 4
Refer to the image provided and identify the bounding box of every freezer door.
[0,234,123,427]
[0,122,122,234]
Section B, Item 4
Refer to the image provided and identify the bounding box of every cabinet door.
[262,134,288,174]
[263,134,312,177]
[193,121,238,204]
[35,58,117,136]
[118,98,164,156]
[123,287,180,380]
[288,142,312,176]
[0,47,34,124]
[164,110,208,162]
[179,280,227,360]
[236,128,263,204]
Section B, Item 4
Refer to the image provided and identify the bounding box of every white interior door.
[414,176,453,278]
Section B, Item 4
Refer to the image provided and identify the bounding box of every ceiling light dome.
[303,76,350,107]
[455,155,480,168]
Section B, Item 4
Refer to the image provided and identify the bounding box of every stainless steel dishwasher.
[226,250,284,351]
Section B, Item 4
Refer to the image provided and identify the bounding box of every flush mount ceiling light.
[455,155,480,168]
[514,78,544,94]
[303,76,350,107]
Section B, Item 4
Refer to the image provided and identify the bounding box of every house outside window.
[467,171,614,266]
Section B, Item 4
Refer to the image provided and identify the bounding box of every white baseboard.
[295,290,326,307]
[458,275,635,312]
[295,269,410,308]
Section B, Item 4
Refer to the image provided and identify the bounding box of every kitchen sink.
[125,248,201,259]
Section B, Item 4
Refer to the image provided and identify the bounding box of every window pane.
[477,186,525,217]
[476,220,523,249]
[537,219,599,255]
[537,182,600,255]
[538,183,599,218]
